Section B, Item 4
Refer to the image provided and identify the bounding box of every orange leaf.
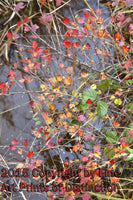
[123,45,129,52]
[39,0,46,3]
[57,75,62,82]
[66,66,73,74]
[125,74,130,79]
[113,122,120,127]
[64,77,72,85]
[115,32,121,40]
[111,177,119,184]
[31,41,38,49]
[50,104,56,110]
[100,72,106,80]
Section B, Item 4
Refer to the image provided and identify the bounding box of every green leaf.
[104,147,114,158]
[126,147,133,153]
[97,101,108,118]
[106,131,118,143]
[71,119,79,125]
[97,79,111,92]
[35,121,41,126]
[128,103,133,114]
[82,88,97,102]
[34,117,39,121]
[126,153,133,161]
[91,192,129,200]
[129,122,133,128]
[80,101,89,110]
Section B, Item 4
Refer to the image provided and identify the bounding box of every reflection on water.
[0,0,111,199]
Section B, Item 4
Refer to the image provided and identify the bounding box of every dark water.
[0,1,111,199]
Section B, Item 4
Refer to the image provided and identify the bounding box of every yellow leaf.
[53,86,60,93]
[67,111,72,118]
[97,90,101,95]
[33,176,40,180]
[72,107,77,112]
[82,44,86,50]
[112,164,116,170]
[90,84,97,89]
[110,95,115,100]
[70,160,74,164]
[88,112,93,118]
[46,117,53,125]
[69,103,75,109]
[114,98,122,105]
[40,84,47,91]
[92,116,97,122]
[18,149,23,155]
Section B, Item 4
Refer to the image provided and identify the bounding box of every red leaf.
[77,115,86,122]
[39,13,53,24]
[86,43,91,49]
[24,25,30,32]
[22,139,28,147]
[125,60,131,69]
[108,159,115,164]
[6,31,13,39]
[27,151,34,158]
[81,155,88,162]
[29,101,34,106]
[72,42,80,48]
[63,39,71,47]
[56,0,63,6]
[10,144,16,151]
[46,137,51,142]
[43,55,51,62]
[93,144,100,152]
[129,129,133,137]
[77,16,85,24]
[44,131,49,135]
[63,17,69,24]
[7,70,15,78]
[17,22,21,27]
[0,82,5,89]
[23,16,29,23]
[2,87,8,94]
[82,192,91,200]
[72,29,78,37]
[86,99,92,104]
[12,139,18,144]
[38,127,43,134]
[48,143,54,148]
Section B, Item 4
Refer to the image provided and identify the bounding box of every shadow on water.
[0,1,112,199]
